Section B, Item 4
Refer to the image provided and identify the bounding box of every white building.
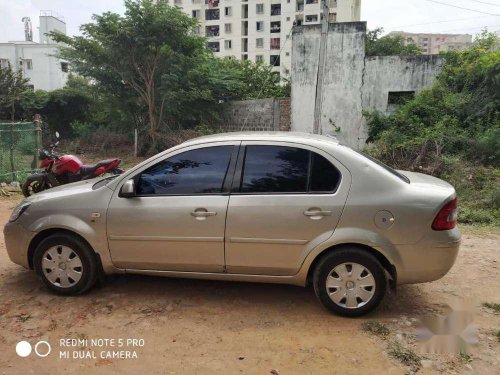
[0,12,69,91]
[171,0,361,76]
[387,31,472,55]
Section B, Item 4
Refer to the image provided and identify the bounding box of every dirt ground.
[0,196,498,375]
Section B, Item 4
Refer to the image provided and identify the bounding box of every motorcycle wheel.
[22,176,48,197]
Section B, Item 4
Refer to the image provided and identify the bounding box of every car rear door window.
[240,145,341,194]
[241,146,309,193]
[136,146,232,195]
[309,152,341,192]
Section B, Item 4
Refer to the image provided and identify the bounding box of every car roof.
[182,131,340,146]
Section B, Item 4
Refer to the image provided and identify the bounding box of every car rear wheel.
[313,247,387,317]
[33,233,99,295]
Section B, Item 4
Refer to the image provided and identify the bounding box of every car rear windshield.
[355,151,410,183]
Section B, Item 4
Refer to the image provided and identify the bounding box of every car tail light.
[432,197,458,231]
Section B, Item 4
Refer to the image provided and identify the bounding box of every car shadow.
[4,269,439,319]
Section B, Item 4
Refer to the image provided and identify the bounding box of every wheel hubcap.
[42,246,83,288]
[326,262,376,309]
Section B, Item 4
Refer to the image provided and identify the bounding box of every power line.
[422,0,500,16]
[384,15,489,29]
[468,0,500,7]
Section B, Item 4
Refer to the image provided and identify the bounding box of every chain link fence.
[0,119,42,183]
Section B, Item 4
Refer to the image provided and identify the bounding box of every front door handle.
[190,209,217,219]
[304,208,332,218]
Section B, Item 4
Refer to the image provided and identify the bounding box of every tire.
[313,247,387,317]
[22,175,48,197]
[33,233,99,295]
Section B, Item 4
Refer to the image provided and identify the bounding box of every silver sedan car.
[4,132,460,316]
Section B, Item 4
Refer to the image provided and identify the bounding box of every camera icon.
[16,340,51,358]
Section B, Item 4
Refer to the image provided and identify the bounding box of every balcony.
[271,4,281,16]
[270,55,280,66]
[270,38,280,50]
[205,0,219,8]
[270,21,281,33]
[206,25,220,37]
[207,41,220,52]
[205,9,220,21]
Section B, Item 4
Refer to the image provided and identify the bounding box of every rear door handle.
[303,209,332,217]
[190,209,217,218]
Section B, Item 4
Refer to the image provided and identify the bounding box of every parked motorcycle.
[22,132,124,197]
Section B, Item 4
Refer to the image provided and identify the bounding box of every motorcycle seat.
[80,159,120,176]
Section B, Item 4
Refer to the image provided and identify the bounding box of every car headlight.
[9,202,31,222]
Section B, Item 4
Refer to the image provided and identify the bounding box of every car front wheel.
[313,247,387,317]
[33,233,99,295]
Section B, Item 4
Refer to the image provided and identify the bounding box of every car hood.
[26,178,102,203]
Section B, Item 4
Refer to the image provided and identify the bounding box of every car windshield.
[355,151,410,183]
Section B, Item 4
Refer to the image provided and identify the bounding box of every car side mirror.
[120,179,135,198]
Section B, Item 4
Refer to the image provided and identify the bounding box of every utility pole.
[312,0,330,134]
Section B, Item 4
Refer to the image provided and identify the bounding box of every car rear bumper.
[3,221,31,268]
[392,228,461,284]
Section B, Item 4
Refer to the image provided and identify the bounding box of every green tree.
[0,63,31,121]
[50,0,227,148]
[365,28,421,57]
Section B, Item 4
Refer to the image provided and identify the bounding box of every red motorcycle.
[22,133,124,197]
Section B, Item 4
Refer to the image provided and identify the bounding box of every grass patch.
[387,340,422,371]
[361,320,390,338]
[482,302,500,313]
[459,349,472,363]
[495,330,500,343]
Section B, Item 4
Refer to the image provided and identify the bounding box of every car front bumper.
[3,221,32,269]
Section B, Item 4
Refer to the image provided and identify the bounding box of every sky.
[0,0,498,43]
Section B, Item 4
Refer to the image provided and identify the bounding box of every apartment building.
[171,0,361,76]
[388,31,472,55]
[0,12,69,91]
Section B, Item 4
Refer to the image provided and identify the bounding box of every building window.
[24,59,33,70]
[206,25,220,37]
[256,38,264,48]
[242,54,248,61]
[306,0,318,3]
[256,55,264,63]
[256,4,264,14]
[297,0,304,11]
[270,21,280,33]
[329,12,337,22]
[271,4,281,16]
[174,0,182,4]
[286,51,290,56]
[330,0,338,6]
[256,21,264,32]
[286,17,291,21]
[195,25,201,35]
[270,55,280,66]
[270,38,280,50]
[207,41,220,52]
[0,59,9,69]
[225,23,232,33]
[192,9,201,18]
[60,62,69,72]
[205,9,220,20]
[225,6,232,16]
[225,40,232,49]
[305,14,318,23]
